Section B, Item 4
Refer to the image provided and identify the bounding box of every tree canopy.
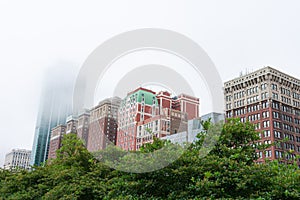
[1,119,300,199]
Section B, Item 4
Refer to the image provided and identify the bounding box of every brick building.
[76,110,90,146]
[117,87,199,151]
[224,66,300,164]
[87,97,121,152]
[48,125,66,160]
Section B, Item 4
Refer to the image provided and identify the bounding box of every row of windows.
[247,95,260,104]
[226,85,300,103]
[247,86,259,95]
[282,96,291,104]
[258,130,271,138]
[271,83,278,91]
[234,100,245,108]
[234,91,245,100]
[282,123,294,132]
[293,92,300,100]
[293,100,300,107]
[281,87,291,96]
[262,111,270,118]
[273,121,281,129]
[248,113,261,122]
[225,95,232,102]
[261,92,269,100]
[285,133,295,141]
[234,108,246,116]
[261,83,268,91]
[257,150,272,158]
[275,151,298,160]
[272,92,279,100]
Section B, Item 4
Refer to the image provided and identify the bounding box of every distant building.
[4,149,31,170]
[201,112,225,123]
[47,97,121,159]
[46,87,200,157]
[30,65,76,166]
[162,112,224,145]
[224,66,300,164]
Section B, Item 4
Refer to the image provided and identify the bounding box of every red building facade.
[87,97,121,152]
[48,125,66,160]
[117,87,199,151]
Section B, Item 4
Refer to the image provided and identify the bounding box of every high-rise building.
[224,66,300,164]
[117,88,159,151]
[87,97,121,152]
[30,65,76,166]
[47,97,120,159]
[4,149,31,170]
[117,87,199,151]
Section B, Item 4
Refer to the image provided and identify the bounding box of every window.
[272,84,277,91]
[275,151,282,158]
[262,111,269,118]
[265,150,272,158]
[273,111,280,119]
[273,121,281,129]
[262,101,269,109]
[263,121,270,128]
[257,151,263,158]
[264,130,271,137]
[274,130,281,138]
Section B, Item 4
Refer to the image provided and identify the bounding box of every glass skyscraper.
[30,64,77,166]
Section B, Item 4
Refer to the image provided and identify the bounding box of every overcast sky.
[1,0,300,166]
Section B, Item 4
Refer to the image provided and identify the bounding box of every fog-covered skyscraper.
[30,63,77,166]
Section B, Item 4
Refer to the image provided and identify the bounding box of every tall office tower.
[30,65,76,166]
[76,110,90,146]
[224,66,300,164]
[87,97,121,152]
[117,87,199,151]
[48,125,66,160]
[4,149,31,170]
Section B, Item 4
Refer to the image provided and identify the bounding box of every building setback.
[224,66,300,165]
[4,149,31,170]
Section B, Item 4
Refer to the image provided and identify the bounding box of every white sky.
[1,0,300,166]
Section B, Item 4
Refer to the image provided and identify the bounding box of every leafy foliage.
[1,120,300,199]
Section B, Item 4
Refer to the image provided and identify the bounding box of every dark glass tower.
[30,64,76,166]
